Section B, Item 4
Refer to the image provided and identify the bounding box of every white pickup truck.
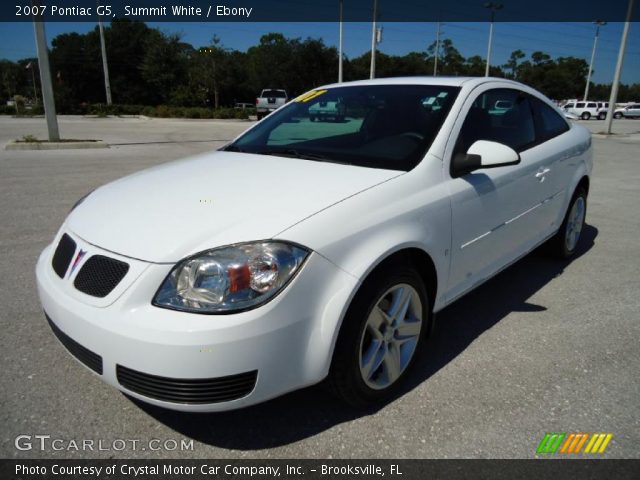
[255,89,288,120]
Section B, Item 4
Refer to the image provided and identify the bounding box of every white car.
[613,103,640,119]
[36,77,592,412]
[562,101,600,120]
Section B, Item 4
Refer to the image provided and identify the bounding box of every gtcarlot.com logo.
[14,435,194,452]
[537,433,613,455]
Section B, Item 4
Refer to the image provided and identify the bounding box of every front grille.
[74,255,129,298]
[51,233,76,278]
[116,365,257,404]
[45,313,103,374]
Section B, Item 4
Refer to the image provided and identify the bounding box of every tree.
[0,60,23,101]
[5,24,635,111]
[141,31,191,105]
[503,50,525,79]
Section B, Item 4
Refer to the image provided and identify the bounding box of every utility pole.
[433,21,442,76]
[605,0,635,134]
[584,21,606,101]
[32,2,59,141]
[338,0,343,83]
[26,61,38,103]
[97,0,112,105]
[369,0,378,79]
[483,2,503,77]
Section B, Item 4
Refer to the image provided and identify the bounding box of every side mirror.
[452,140,520,177]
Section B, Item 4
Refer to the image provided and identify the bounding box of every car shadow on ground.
[130,224,598,450]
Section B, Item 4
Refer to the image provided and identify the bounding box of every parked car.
[613,103,640,119]
[255,89,288,120]
[596,102,609,120]
[37,77,592,412]
[308,100,346,121]
[562,101,600,120]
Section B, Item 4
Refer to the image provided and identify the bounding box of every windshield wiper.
[257,148,327,160]
[257,148,356,166]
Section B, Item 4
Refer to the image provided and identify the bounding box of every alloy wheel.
[358,283,423,390]
[565,196,585,252]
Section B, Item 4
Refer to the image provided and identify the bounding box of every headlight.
[153,241,309,314]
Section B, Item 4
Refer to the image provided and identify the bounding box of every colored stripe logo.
[537,433,613,454]
[68,249,87,277]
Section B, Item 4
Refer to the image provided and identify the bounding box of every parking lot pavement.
[576,117,640,140]
[1,116,638,459]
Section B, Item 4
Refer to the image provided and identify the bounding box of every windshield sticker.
[295,90,328,103]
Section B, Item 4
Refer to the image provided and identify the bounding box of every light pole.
[26,61,38,103]
[584,20,606,101]
[31,1,59,141]
[369,0,378,79]
[483,2,503,77]
[97,0,113,105]
[338,0,343,83]
[433,21,442,76]
[605,0,636,134]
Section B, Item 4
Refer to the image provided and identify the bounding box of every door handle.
[535,168,550,181]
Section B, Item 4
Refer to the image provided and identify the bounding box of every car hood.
[67,151,401,263]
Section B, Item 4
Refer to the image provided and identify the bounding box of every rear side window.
[262,90,287,98]
[531,97,570,142]
[455,88,536,154]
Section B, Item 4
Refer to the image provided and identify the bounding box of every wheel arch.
[576,174,590,195]
[363,247,438,312]
[315,245,440,382]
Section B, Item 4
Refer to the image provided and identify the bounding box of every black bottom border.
[2,459,640,480]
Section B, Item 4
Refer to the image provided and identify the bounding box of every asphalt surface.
[0,116,638,459]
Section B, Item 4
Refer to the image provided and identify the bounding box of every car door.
[528,96,577,226]
[444,86,555,302]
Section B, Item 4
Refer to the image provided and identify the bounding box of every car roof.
[319,76,526,90]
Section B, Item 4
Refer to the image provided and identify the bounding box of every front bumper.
[36,233,358,412]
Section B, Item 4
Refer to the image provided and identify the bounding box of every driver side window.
[455,88,536,157]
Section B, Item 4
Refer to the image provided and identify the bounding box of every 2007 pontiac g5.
[37,77,592,411]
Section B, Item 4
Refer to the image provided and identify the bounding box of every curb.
[5,140,109,151]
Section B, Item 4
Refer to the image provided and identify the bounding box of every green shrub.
[87,104,146,116]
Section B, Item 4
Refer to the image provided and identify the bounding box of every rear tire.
[329,265,430,408]
[547,187,587,259]
[597,112,606,120]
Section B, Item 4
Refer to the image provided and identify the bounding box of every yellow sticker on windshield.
[295,90,328,103]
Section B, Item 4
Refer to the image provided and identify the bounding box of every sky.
[0,21,638,85]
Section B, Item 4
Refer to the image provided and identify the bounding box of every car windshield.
[226,84,460,171]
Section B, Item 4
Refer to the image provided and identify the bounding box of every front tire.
[581,112,591,120]
[547,188,587,259]
[614,112,623,119]
[329,266,430,407]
